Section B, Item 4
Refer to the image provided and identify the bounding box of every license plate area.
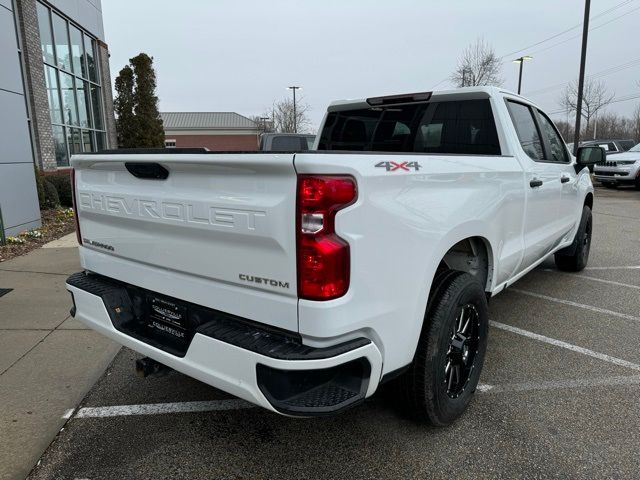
[102,283,198,357]
[146,295,189,339]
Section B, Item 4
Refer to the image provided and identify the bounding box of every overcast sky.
[102,0,640,131]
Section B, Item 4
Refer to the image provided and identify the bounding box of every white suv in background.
[594,142,640,188]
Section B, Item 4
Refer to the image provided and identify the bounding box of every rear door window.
[536,110,569,163]
[318,99,501,155]
[271,136,308,151]
[506,101,544,161]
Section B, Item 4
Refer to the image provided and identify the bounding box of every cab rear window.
[317,99,501,155]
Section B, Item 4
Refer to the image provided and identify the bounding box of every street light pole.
[513,56,533,94]
[287,86,301,133]
[573,0,592,155]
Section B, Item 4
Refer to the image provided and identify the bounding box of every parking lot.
[26,187,640,480]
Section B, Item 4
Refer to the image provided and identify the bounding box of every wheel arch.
[436,235,494,293]
[584,192,593,210]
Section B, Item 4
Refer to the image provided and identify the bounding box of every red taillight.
[297,175,356,300]
[70,168,82,245]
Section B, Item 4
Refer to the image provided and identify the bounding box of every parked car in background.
[594,142,640,188]
[581,139,636,155]
[260,133,316,151]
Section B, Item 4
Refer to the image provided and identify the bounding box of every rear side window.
[536,111,569,163]
[271,136,309,151]
[506,101,543,161]
[317,99,501,155]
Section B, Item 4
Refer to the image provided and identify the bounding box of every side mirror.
[576,146,606,166]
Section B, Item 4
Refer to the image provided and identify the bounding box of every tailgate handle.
[125,163,169,180]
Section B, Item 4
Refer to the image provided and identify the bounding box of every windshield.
[629,143,640,152]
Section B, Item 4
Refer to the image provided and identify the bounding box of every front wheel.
[400,271,489,426]
[554,205,592,272]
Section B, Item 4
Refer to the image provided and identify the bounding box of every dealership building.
[0,0,115,237]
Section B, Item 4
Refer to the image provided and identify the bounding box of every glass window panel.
[68,127,82,154]
[76,80,90,127]
[36,3,55,64]
[506,101,544,161]
[69,25,85,77]
[52,13,71,71]
[43,65,62,124]
[59,72,78,125]
[95,131,106,151]
[82,130,94,152]
[52,125,68,166]
[90,85,103,129]
[537,111,569,163]
[84,34,98,82]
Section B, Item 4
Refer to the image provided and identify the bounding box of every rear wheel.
[554,205,592,272]
[400,271,488,426]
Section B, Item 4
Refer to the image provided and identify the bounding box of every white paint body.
[69,87,593,409]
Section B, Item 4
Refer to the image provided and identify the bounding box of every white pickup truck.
[66,87,604,425]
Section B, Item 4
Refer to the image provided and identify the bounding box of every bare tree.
[270,97,311,133]
[560,79,614,139]
[250,115,275,134]
[554,120,575,143]
[450,38,503,88]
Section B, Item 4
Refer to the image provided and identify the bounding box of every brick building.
[0,0,115,237]
[161,112,260,151]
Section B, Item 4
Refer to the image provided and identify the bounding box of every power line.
[432,1,639,91]
[524,4,640,58]
[499,0,635,59]
[526,56,640,96]
[547,92,640,116]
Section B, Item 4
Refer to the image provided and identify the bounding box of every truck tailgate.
[72,152,298,332]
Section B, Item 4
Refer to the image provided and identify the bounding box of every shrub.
[43,180,60,209]
[47,173,73,207]
[34,166,46,209]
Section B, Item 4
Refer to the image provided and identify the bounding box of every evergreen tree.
[114,65,136,147]
[113,53,164,148]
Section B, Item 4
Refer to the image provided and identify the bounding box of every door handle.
[529,179,543,188]
[560,176,570,183]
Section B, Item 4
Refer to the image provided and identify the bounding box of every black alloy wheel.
[444,304,480,399]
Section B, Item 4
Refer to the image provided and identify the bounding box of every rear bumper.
[66,272,382,416]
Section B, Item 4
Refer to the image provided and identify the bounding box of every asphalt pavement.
[21,187,640,479]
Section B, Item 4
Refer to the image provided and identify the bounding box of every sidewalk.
[0,234,120,480]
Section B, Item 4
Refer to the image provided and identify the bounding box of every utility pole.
[513,56,533,94]
[259,116,270,134]
[573,0,591,155]
[287,86,301,133]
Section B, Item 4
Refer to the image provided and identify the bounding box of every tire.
[400,271,489,426]
[554,205,592,272]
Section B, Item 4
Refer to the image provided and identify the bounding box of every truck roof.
[327,86,534,112]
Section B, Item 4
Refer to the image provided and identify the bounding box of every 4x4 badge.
[375,161,421,172]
